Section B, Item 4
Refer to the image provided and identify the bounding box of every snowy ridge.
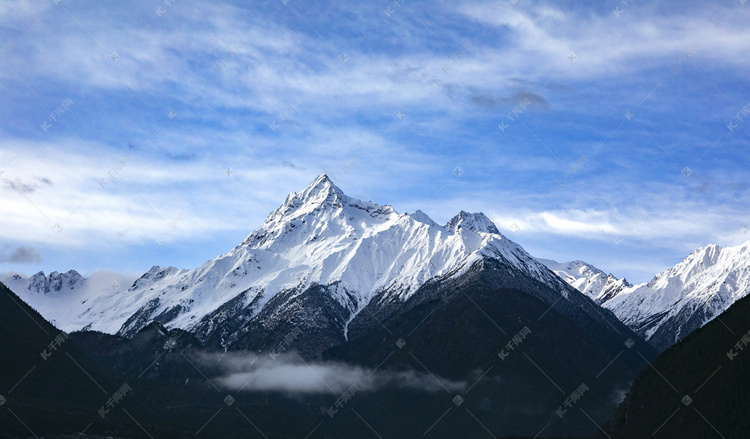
[1,270,138,330]
[543,242,750,349]
[603,242,750,343]
[8,175,747,350]
[6,174,566,336]
[539,259,631,304]
[1,270,86,296]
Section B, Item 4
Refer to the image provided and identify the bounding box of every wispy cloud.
[0,0,748,282]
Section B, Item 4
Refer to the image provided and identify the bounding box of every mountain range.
[543,241,750,351]
[1,174,662,438]
[5,174,578,352]
[7,174,749,355]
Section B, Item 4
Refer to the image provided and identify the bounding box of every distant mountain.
[2,270,137,330]
[24,270,84,294]
[539,259,632,304]
[543,243,750,351]
[602,242,750,351]
[599,289,750,439]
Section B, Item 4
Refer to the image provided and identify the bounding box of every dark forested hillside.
[600,293,750,438]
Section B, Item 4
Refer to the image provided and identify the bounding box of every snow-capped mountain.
[7,174,568,341]
[543,242,750,351]
[3,174,656,436]
[3,270,85,295]
[9,175,745,353]
[2,270,137,329]
[539,259,632,304]
[602,242,750,350]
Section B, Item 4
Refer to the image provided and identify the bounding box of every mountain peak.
[290,173,346,208]
[314,172,333,183]
[27,269,85,295]
[408,209,438,227]
[305,173,342,195]
[446,211,500,234]
[257,175,347,228]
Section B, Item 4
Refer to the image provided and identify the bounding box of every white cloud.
[0,132,445,250]
[497,202,748,251]
[537,210,620,235]
[457,1,750,78]
[0,137,267,247]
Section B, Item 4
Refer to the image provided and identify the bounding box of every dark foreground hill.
[0,281,168,438]
[320,258,656,438]
[599,292,750,438]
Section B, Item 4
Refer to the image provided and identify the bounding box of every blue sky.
[0,0,749,283]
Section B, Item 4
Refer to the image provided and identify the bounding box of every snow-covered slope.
[539,259,632,304]
[2,270,85,295]
[7,174,566,338]
[1,270,138,330]
[10,175,746,352]
[543,243,750,351]
[602,242,750,350]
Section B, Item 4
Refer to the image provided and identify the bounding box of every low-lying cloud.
[199,352,465,395]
